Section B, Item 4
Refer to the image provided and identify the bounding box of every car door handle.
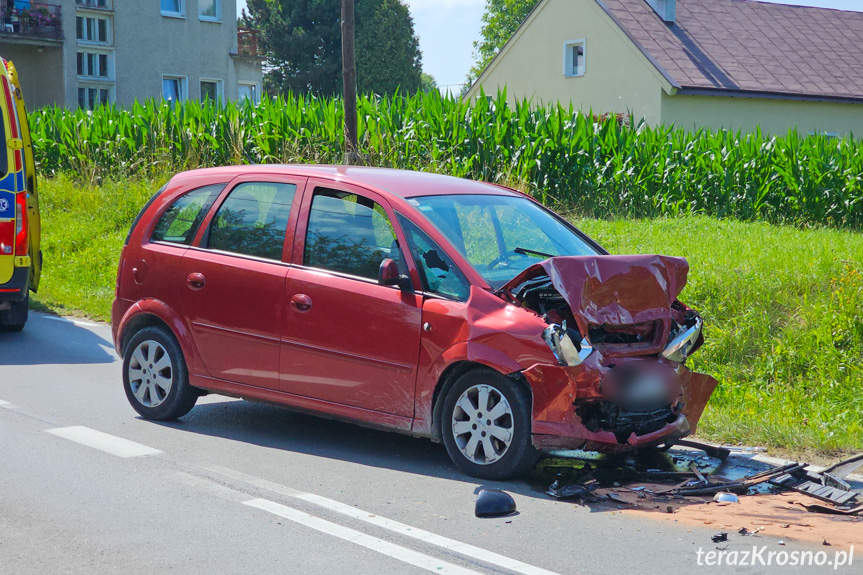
[290,293,312,312]
[186,273,206,291]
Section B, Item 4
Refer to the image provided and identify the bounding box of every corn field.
[29,90,863,228]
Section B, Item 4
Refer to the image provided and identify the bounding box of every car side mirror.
[378,258,412,291]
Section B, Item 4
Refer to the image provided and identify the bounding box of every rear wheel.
[123,326,198,420]
[0,292,29,332]
[441,368,537,480]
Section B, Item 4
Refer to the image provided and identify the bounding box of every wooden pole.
[341,0,359,165]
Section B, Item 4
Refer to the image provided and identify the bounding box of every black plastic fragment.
[475,489,517,518]
[547,480,598,500]
[673,439,731,460]
[712,532,728,543]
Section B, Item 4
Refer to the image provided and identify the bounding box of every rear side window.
[207,182,296,261]
[304,189,397,280]
[151,184,223,245]
[125,184,166,245]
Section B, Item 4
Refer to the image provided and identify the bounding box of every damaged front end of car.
[500,255,718,453]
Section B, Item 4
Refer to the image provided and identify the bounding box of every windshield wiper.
[514,247,554,259]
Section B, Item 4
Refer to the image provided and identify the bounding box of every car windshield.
[409,194,599,289]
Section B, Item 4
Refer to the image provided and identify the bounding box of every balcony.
[237,27,260,59]
[0,3,63,43]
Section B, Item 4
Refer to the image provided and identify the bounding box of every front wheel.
[441,369,537,480]
[122,326,198,420]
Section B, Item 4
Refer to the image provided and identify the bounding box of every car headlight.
[543,322,593,367]
[661,317,703,363]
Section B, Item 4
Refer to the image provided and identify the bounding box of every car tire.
[122,326,198,421]
[0,292,29,332]
[441,368,538,480]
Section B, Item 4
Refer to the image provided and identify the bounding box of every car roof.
[173,165,522,199]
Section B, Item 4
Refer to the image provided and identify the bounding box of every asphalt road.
[0,313,857,575]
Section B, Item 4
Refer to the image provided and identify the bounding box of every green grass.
[32,174,158,318]
[33,176,863,457]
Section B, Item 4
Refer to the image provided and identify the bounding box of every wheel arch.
[430,360,533,442]
[116,300,199,374]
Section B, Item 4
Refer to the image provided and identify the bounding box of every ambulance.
[0,58,41,331]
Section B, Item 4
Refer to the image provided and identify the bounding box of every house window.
[200,79,223,101]
[199,0,221,21]
[160,0,184,17]
[78,85,111,110]
[76,16,110,43]
[162,76,187,103]
[238,82,259,103]
[76,50,111,78]
[76,0,109,8]
[563,40,585,78]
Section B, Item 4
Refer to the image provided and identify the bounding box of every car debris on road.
[475,489,518,518]
[539,443,863,518]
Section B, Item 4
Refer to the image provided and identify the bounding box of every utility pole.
[341,0,359,165]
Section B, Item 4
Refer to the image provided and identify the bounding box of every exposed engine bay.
[500,255,717,451]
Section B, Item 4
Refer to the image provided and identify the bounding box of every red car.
[112,166,717,479]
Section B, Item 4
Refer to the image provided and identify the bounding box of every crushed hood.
[502,255,690,337]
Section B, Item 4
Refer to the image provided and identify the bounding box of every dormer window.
[563,40,585,77]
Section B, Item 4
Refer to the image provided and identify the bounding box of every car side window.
[397,214,470,302]
[207,182,297,261]
[304,189,398,280]
[151,184,223,245]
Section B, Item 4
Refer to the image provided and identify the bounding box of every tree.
[355,0,422,95]
[469,0,538,82]
[243,0,422,97]
[419,73,438,93]
[243,0,341,96]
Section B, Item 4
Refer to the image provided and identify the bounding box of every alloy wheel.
[451,384,515,465]
[128,340,173,408]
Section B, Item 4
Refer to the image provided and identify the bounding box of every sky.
[237,0,863,91]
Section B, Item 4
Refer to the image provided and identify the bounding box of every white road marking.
[41,315,101,328]
[211,465,560,575]
[207,464,304,497]
[195,394,242,406]
[244,498,484,575]
[172,472,249,502]
[45,426,162,458]
[0,399,15,409]
[295,493,560,575]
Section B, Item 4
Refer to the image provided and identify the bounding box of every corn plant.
[29,90,863,229]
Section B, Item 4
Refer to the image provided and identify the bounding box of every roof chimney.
[645,0,676,23]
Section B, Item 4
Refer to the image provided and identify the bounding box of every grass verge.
[33,175,863,456]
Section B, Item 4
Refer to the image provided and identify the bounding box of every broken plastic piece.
[798,502,863,516]
[606,493,633,505]
[713,492,739,503]
[821,453,863,481]
[475,489,517,518]
[547,480,597,500]
[712,532,728,543]
[672,439,731,460]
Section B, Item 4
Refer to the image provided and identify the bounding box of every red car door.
[179,175,306,391]
[279,180,422,419]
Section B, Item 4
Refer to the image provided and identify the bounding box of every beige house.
[466,0,863,136]
[0,0,263,109]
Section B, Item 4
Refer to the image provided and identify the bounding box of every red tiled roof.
[597,0,863,101]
